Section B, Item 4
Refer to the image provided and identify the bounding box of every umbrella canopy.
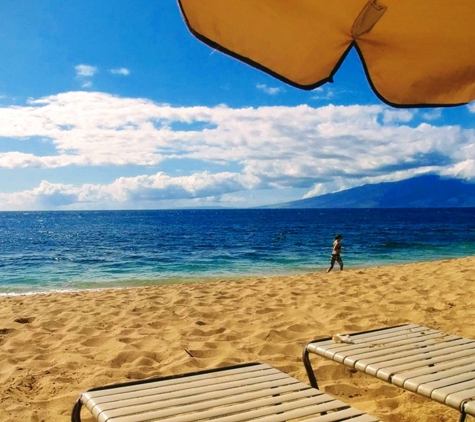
[178,0,475,108]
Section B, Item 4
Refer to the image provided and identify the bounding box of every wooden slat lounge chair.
[71,362,380,422]
[303,324,475,422]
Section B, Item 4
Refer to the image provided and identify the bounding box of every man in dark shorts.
[327,233,343,272]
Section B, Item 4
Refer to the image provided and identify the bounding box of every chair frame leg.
[71,398,83,422]
[302,343,319,389]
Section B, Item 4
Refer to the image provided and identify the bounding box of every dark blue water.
[1,208,474,294]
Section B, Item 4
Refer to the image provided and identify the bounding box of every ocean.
[1,208,474,295]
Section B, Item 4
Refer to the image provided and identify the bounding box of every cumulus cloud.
[0,172,257,210]
[0,91,474,210]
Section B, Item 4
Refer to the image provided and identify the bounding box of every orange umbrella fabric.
[178,0,475,108]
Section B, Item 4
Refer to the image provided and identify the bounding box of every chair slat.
[416,369,475,397]
[393,356,475,388]
[341,336,464,367]
[372,347,475,381]
[85,363,276,401]
[87,370,293,416]
[96,380,319,420]
[432,381,475,407]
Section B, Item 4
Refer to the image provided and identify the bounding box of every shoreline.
[1,256,475,421]
[1,253,471,297]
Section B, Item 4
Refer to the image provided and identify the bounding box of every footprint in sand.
[14,317,35,324]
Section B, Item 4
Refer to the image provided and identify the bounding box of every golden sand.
[1,256,474,422]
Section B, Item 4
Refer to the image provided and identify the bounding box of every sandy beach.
[1,256,474,422]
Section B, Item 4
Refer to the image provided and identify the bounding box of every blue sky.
[0,0,474,210]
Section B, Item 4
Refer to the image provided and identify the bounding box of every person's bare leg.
[337,256,343,271]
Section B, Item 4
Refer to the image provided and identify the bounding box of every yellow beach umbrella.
[178,0,475,108]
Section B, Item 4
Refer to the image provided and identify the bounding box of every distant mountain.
[264,175,475,208]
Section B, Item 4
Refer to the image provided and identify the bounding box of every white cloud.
[0,172,256,210]
[382,109,414,124]
[310,87,335,101]
[440,159,475,180]
[75,64,98,77]
[0,91,474,210]
[421,109,442,121]
[256,84,282,95]
[109,68,130,75]
[75,64,98,89]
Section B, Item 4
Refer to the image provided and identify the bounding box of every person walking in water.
[327,234,344,272]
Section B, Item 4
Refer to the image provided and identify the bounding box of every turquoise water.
[1,208,474,295]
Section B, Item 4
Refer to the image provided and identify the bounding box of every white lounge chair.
[303,324,475,422]
[72,362,380,421]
